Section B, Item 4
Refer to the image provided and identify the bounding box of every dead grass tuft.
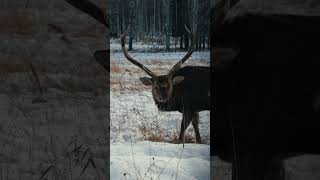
[169,134,197,144]
[140,126,197,144]
[140,126,166,142]
[111,61,122,73]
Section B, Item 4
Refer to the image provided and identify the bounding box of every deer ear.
[139,77,153,86]
[172,76,184,85]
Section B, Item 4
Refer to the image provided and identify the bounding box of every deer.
[64,0,210,143]
[121,29,210,144]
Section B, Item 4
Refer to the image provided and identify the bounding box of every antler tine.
[121,33,156,78]
[169,25,196,76]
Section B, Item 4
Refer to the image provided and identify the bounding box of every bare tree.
[109,0,209,51]
[163,0,171,50]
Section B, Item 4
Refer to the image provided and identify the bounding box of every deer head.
[121,27,195,103]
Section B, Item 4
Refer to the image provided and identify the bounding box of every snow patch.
[111,141,210,180]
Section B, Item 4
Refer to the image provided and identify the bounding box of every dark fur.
[145,66,211,143]
[213,12,320,180]
[155,66,210,112]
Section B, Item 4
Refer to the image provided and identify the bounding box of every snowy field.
[111,141,210,180]
[110,47,211,179]
[109,42,320,180]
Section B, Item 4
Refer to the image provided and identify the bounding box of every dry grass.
[140,125,198,144]
[111,83,151,92]
[110,61,122,73]
[140,126,166,142]
[169,134,198,144]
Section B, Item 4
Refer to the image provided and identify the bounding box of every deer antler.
[121,33,156,78]
[169,25,196,77]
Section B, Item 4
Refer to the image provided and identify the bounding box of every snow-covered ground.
[110,48,211,179]
[110,90,210,144]
[111,141,210,180]
[111,51,210,62]
[109,42,320,180]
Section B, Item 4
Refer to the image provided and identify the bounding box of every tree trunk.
[202,34,206,49]
[180,35,183,49]
[128,0,135,50]
[184,34,189,49]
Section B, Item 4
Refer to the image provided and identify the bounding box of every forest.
[109,0,210,51]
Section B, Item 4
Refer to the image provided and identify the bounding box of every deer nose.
[161,91,169,99]
[159,90,169,102]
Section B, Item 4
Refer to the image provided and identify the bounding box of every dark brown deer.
[65,0,210,143]
[121,30,210,143]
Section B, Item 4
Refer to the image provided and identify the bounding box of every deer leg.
[192,112,201,143]
[179,111,192,143]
